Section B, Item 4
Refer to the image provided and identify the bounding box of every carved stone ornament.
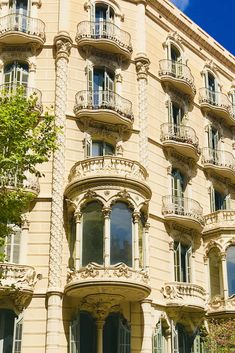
[135,53,150,80]
[32,0,42,8]
[54,32,73,61]
[80,293,122,320]
[161,284,183,300]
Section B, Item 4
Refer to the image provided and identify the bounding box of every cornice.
[146,0,235,73]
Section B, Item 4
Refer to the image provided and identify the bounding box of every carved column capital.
[220,252,226,261]
[135,53,150,81]
[54,32,73,62]
[74,211,82,223]
[133,211,140,223]
[102,207,111,218]
[80,294,121,321]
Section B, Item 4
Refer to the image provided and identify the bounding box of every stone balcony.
[65,156,151,198]
[207,295,235,315]
[199,88,234,125]
[162,195,204,232]
[0,172,40,197]
[159,59,196,98]
[74,90,133,128]
[0,263,36,312]
[161,282,206,312]
[160,123,200,161]
[0,84,43,113]
[203,210,235,235]
[201,148,235,183]
[0,13,45,47]
[76,21,132,59]
[65,262,151,302]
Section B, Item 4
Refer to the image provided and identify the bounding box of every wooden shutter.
[174,242,180,282]
[186,246,192,283]
[209,187,215,213]
[70,316,80,353]
[12,314,23,353]
[172,324,179,353]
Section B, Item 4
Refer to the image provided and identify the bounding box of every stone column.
[96,320,105,353]
[141,300,153,353]
[103,207,111,267]
[133,211,140,270]
[135,54,150,167]
[75,211,82,270]
[221,252,228,300]
[144,222,150,272]
[45,32,72,353]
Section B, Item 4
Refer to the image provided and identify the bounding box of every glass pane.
[227,246,235,296]
[80,313,96,353]
[110,202,132,267]
[92,141,102,156]
[82,202,104,266]
[103,313,119,353]
[0,309,16,353]
[104,143,114,156]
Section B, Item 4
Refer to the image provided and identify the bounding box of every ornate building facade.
[0,0,235,352]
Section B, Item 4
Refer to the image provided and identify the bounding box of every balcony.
[162,195,204,232]
[65,262,151,302]
[0,84,43,113]
[161,282,206,312]
[0,171,40,197]
[199,88,234,125]
[203,210,235,235]
[0,263,36,312]
[160,123,200,160]
[201,148,235,183]
[207,295,235,315]
[65,156,151,198]
[74,90,133,127]
[0,13,45,47]
[76,21,132,59]
[159,60,196,97]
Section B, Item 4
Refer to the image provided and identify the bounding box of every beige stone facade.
[0,0,235,352]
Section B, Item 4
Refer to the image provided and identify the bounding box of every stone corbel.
[54,31,73,62]
[0,1,8,8]
[134,53,150,81]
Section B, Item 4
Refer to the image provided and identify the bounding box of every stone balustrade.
[204,210,235,233]
[68,156,148,183]
[0,171,40,195]
[161,282,206,310]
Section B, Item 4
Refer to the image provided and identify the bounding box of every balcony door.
[168,102,184,137]
[4,62,29,91]
[205,72,218,104]
[90,3,114,37]
[9,0,29,32]
[171,169,185,213]
[88,67,114,107]
[207,126,219,163]
[0,310,23,353]
[169,45,182,77]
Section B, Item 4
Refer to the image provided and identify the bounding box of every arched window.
[208,247,222,299]
[174,241,191,282]
[170,45,181,62]
[226,245,235,297]
[110,202,132,266]
[0,309,23,353]
[103,313,130,353]
[4,62,29,88]
[81,201,104,266]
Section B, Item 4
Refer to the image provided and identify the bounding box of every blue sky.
[171,0,235,55]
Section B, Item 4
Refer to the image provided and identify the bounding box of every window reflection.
[227,246,235,297]
[110,202,132,267]
[82,201,104,266]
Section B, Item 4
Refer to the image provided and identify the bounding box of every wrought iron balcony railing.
[0,13,45,40]
[0,171,40,194]
[0,84,42,110]
[160,123,199,148]
[74,90,133,120]
[162,195,203,223]
[199,88,232,111]
[159,59,195,86]
[201,148,235,170]
[76,21,132,52]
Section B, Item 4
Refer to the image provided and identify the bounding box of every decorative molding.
[135,53,150,81]
[54,32,73,62]
[80,293,121,320]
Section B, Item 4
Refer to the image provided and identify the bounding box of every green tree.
[203,318,235,353]
[0,86,57,260]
